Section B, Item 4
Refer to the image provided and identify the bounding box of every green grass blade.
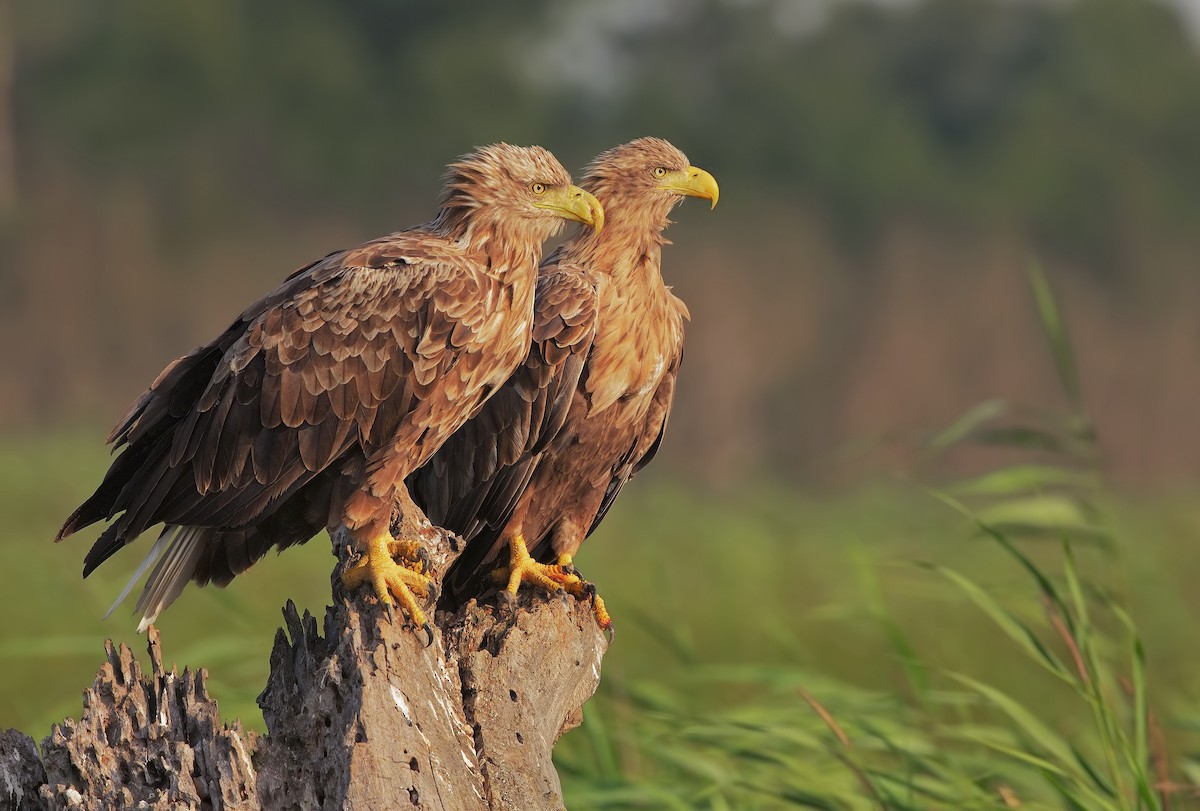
[853,543,930,700]
[1106,599,1159,810]
[945,465,1100,498]
[1062,542,1090,630]
[929,399,1009,450]
[923,562,1072,684]
[926,489,1072,619]
[958,732,1072,777]
[1028,261,1083,408]
[946,672,1079,769]
[1069,743,1116,796]
[1041,770,1120,811]
[970,426,1089,457]
[974,495,1110,545]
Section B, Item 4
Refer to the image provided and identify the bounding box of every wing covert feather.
[70,234,489,577]
[410,266,598,540]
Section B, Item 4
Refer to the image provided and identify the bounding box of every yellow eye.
[531,183,546,195]
[653,167,668,178]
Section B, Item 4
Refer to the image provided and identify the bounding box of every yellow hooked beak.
[534,185,605,231]
[658,165,720,209]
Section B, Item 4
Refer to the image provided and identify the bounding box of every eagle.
[408,137,717,628]
[56,144,603,640]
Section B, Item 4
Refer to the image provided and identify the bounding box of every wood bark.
[0,524,608,810]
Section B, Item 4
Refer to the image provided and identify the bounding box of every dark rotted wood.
[29,628,258,810]
[0,729,46,811]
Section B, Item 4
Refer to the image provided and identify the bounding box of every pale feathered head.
[437,144,603,243]
[578,137,718,228]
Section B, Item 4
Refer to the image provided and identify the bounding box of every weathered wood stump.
[2,628,259,811]
[0,524,608,810]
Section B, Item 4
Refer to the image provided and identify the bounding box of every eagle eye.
[531,183,547,195]
[653,167,668,178]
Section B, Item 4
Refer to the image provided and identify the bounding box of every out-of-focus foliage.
[7,443,1200,807]
[12,0,1200,258]
[7,0,1200,482]
[6,265,1200,808]
[555,253,1200,809]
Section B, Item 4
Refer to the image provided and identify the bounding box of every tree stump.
[0,525,609,810]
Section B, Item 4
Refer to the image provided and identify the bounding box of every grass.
[4,444,1200,807]
[4,266,1199,807]
[549,265,1200,808]
[556,485,1200,809]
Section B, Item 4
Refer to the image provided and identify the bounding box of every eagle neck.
[434,206,545,283]
[570,215,668,290]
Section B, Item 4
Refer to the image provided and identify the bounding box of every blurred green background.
[4,0,1200,807]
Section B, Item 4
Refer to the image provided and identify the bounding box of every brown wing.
[58,235,487,586]
[409,265,598,589]
[585,350,681,538]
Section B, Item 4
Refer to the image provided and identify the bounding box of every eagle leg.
[343,533,436,644]
[493,534,573,595]
[492,537,613,633]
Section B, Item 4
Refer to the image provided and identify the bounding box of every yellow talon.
[552,571,612,633]
[503,534,574,596]
[495,537,611,632]
[592,593,612,634]
[343,534,436,643]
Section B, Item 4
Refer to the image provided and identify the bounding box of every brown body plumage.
[57,144,602,630]
[409,138,717,605]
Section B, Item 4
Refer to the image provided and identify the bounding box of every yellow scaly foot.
[388,538,431,574]
[494,535,578,596]
[493,541,612,634]
[343,534,437,645]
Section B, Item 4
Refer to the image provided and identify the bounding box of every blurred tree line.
[3,0,1200,485]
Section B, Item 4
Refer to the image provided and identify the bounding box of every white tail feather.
[124,525,209,632]
[104,525,179,620]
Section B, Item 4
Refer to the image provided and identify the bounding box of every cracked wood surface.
[0,525,608,810]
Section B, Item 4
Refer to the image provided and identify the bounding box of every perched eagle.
[408,138,717,626]
[56,144,603,638]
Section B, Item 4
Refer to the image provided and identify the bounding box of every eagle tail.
[135,525,209,632]
[104,524,209,632]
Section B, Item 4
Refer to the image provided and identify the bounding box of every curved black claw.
[422,621,435,647]
[415,547,431,575]
[424,580,440,608]
[383,600,395,622]
[497,588,517,618]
